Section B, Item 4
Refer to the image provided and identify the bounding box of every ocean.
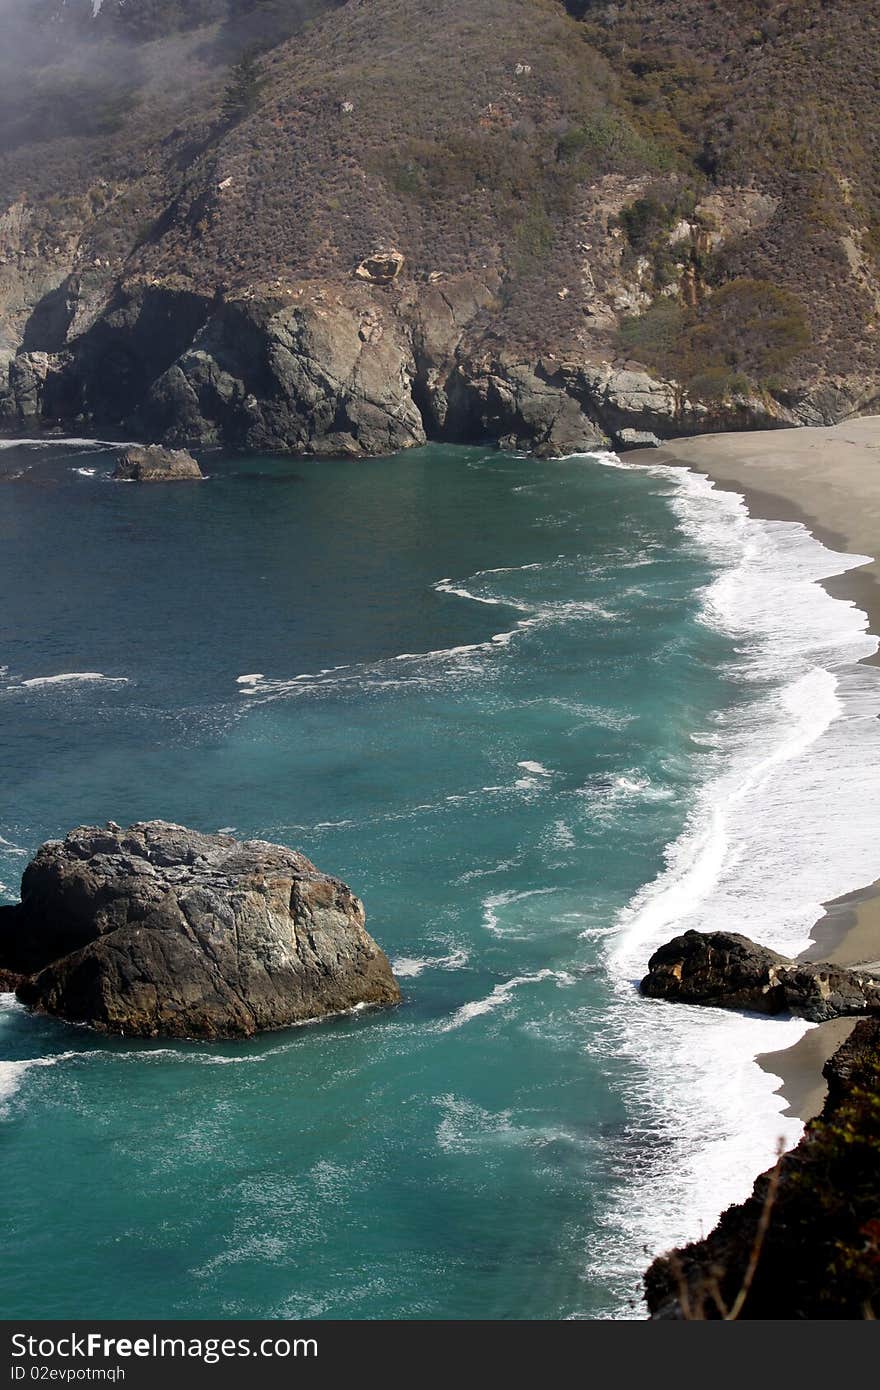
[1,439,878,1319]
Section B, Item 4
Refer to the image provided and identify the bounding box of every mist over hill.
[1,0,878,453]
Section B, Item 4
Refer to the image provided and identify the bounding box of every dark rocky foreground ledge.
[645,1017,880,1318]
[0,821,400,1039]
[641,929,880,1022]
[641,929,880,1317]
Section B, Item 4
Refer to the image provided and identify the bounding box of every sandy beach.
[630,416,880,1122]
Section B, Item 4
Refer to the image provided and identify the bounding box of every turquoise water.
[1,441,877,1319]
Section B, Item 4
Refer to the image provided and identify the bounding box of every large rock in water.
[113,445,204,481]
[640,929,880,1022]
[0,822,400,1038]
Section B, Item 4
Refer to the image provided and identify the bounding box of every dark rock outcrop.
[0,821,400,1038]
[1,266,870,458]
[142,289,427,457]
[443,356,607,458]
[640,929,880,1022]
[645,1018,880,1318]
[113,444,204,481]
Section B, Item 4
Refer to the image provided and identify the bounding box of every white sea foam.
[0,997,84,1114]
[481,886,560,937]
[0,1052,87,1112]
[0,437,138,450]
[547,819,576,852]
[12,672,128,689]
[436,1093,592,1155]
[391,948,469,978]
[434,576,533,611]
[235,528,624,708]
[441,969,574,1031]
[473,562,545,577]
[232,629,526,702]
[455,855,524,884]
[587,456,880,1315]
[236,562,618,706]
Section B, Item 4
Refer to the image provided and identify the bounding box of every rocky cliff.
[0,821,401,1038]
[1,0,879,454]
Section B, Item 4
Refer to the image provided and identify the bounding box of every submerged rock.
[640,929,880,1022]
[0,821,400,1038]
[113,444,204,481]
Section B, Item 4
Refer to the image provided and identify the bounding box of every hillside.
[1,0,879,454]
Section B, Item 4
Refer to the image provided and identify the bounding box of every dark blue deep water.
[3,440,874,1319]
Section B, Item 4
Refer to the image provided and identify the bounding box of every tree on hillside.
[221,49,265,122]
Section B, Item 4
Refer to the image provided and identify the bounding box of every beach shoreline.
[625,417,880,1123]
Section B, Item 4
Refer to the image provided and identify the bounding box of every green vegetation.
[800,1069,880,1306]
[616,191,695,252]
[618,297,685,368]
[620,279,811,401]
[221,50,265,123]
[553,110,672,176]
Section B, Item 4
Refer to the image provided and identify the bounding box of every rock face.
[0,821,401,1038]
[443,356,607,458]
[113,444,204,481]
[354,249,405,284]
[645,1018,880,1318]
[640,929,880,1022]
[142,290,427,457]
[0,266,870,458]
[614,428,661,451]
[2,271,862,459]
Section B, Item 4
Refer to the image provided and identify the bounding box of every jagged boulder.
[113,444,204,481]
[640,929,880,1023]
[354,249,405,284]
[0,821,401,1038]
